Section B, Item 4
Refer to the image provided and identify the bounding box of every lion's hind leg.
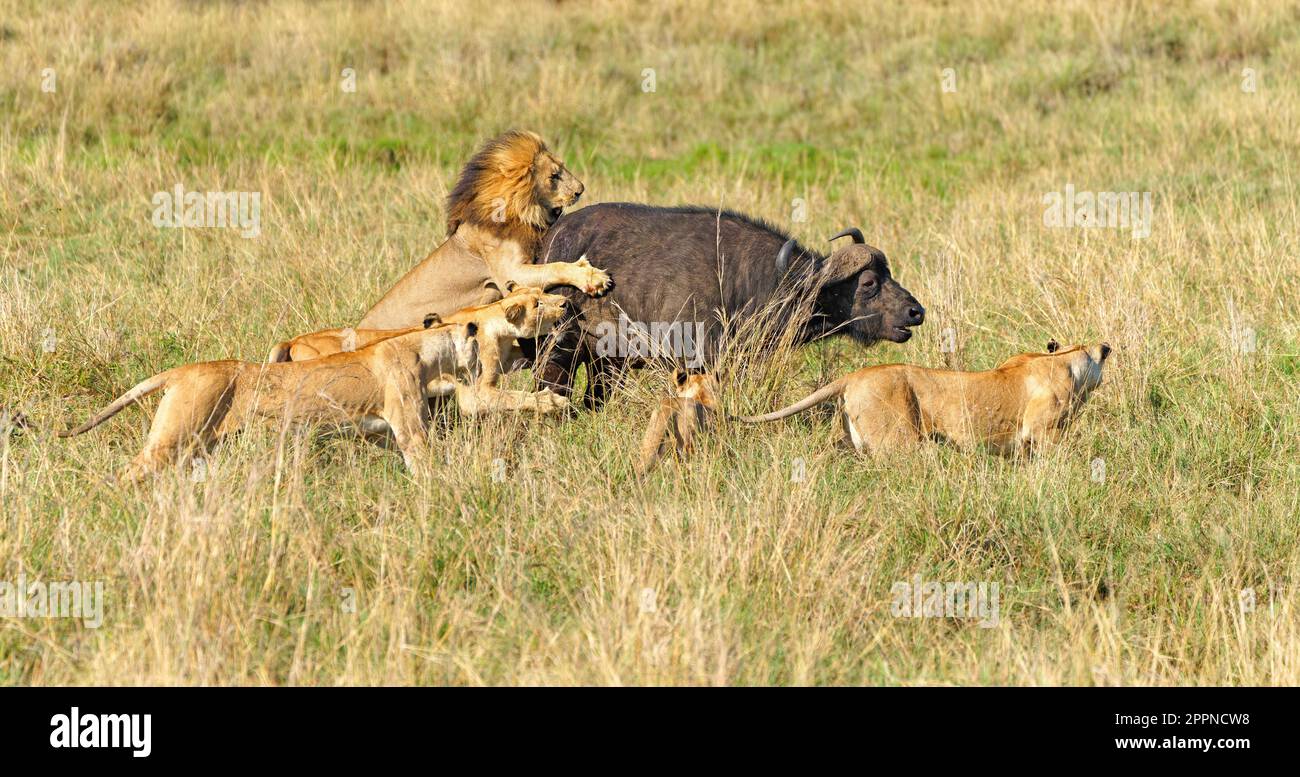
[842,409,919,457]
[122,370,236,483]
[842,377,921,457]
[367,360,434,473]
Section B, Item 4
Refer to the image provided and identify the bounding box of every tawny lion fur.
[59,322,481,482]
[353,130,609,331]
[267,285,571,415]
[741,341,1111,456]
[636,370,721,474]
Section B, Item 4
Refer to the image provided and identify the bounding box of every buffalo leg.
[583,357,623,410]
[533,332,581,399]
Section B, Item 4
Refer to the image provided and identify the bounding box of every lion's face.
[501,287,570,338]
[1064,342,1111,394]
[674,370,720,408]
[1010,340,1111,396]
[532,151,584,223]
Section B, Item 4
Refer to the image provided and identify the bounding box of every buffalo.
[529,203,925,407]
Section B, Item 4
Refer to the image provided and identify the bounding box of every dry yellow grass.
[1,0,1299,684]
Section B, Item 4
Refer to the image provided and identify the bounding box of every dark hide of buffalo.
[526,203,925,408]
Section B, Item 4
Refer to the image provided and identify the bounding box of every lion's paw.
[583,266,613,297]
[535,389,569,413]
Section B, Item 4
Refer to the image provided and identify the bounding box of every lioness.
[741,341,1111,456]
[357,130,610,331]
[59,321,479,482]
[266,314,444,363]
[268,284,571,415]
[636,369,720,474]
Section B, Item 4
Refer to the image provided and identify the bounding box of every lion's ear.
[674,367,688,387]
[1046,339,1060,353]
[503,280,518,294]
[465,322,478,338]
[423,313,441,329]
[504,300,529,326]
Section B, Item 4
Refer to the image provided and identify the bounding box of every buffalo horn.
[830,227,865,244]
[776,238,796,274]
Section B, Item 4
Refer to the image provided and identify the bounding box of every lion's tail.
[266,340,293,363]
[738,379,847,423]
[59,372,170,438]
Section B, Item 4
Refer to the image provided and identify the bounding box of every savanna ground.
[1,0,1298,685]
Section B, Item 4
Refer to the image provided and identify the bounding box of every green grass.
[1,0,1299,685]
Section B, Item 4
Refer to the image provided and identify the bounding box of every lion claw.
[584,269,613,297]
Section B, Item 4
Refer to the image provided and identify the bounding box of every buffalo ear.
[1046,339,1060,353]
[423,313,442,329]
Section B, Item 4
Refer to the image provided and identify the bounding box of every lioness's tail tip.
[57,421,93,438]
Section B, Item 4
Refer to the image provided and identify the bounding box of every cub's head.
[446,130,584,238]
[499,284,569,338]
[672,368,720,408]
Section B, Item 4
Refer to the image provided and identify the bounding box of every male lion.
[741,341,1111,456]
[58,321,480,482]
[356,130,611,331]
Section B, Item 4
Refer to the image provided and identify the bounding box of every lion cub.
[741,341,1111,456]
[60,320,479,482]
[636,369,720,474]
